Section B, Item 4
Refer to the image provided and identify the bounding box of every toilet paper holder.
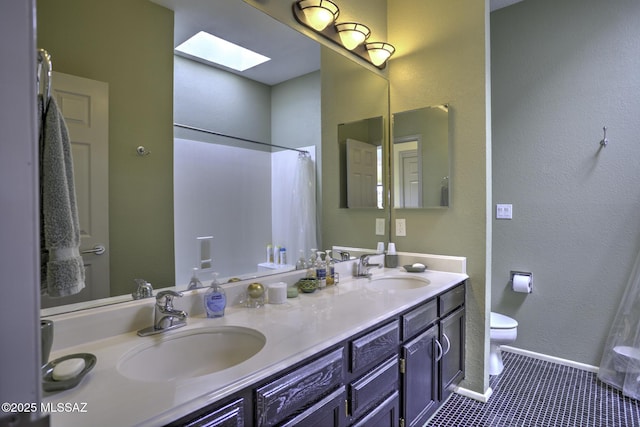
[510,270,533,292]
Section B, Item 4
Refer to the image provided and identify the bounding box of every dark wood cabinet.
[168,397,247,427]
[255,347,344,427]
[279,387,346,427]
[351,391,400,427]
[349,321,399,373]
[440,306,465,402]
[348,356,399,421]
[401,325,439,427]
[167,281,466,427]
[400,282,466,427]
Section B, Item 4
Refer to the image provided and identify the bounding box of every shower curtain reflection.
[598,248,640,400]
[287,152,318,264]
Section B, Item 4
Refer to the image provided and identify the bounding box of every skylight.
[175,31,270,72]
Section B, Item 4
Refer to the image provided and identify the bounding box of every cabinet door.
[401,325,439,427]
[351,391,400,427]
[440,306,465,402]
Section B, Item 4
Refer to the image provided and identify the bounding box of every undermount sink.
[367,275,431,291]
[117,326,266,382]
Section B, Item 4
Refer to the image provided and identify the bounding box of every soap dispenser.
[204,272,226,318]
[325,250,335,285]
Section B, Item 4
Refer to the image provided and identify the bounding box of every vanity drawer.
[350,321,400,373]
[255,347,344,427]
[439,283,465,316]
[401,299,438,340]
[171,397,245,427]
[348,356,399,420]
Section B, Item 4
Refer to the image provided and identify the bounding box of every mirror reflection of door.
[41,72,110,309]
[399,149,420,208]
[392,105,450,208]
[394,136,422,208]
[346,138,378,208]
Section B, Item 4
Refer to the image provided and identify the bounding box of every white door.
[41,72,110,309]
[400,150,420,208]
[346,138,377,208]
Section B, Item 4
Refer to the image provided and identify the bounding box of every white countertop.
[43,268,467,427]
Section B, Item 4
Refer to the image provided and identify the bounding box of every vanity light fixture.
[296,0,340,31]
[293,1,395,69]
[365,42,396,67]
[335,22,371,50]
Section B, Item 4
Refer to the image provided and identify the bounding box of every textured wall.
[389,0,491,394]
[492,0,640,365]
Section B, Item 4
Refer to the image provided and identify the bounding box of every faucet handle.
[156,290,183,309]
[336,250,350,261]
[132,279,154,300]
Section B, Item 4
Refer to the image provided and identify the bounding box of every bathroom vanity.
[42,262,467,427]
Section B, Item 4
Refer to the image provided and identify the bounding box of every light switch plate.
[375,218,385,235]
[496,204,513,219]
[396,219,407,237]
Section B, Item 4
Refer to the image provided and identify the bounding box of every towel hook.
[37,48,52,98]
[600,126,609,147]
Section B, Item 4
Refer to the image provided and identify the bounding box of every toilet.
[489,312,518,375]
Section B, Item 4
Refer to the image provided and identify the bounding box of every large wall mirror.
[37,0,390,315]
[392,105,450,209]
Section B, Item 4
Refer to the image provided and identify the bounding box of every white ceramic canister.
[268,282,288,304]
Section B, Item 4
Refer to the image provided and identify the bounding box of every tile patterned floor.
[427,351,640,426]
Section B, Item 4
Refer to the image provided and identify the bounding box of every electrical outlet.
[375,218,385,235]
[396,219,407,237]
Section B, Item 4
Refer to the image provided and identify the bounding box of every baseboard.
[501,345,599,373]
[453,346,599,404]
[454,385,493,403]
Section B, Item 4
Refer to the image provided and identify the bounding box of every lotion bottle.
[315,251,326,288]
[204,272,226,318]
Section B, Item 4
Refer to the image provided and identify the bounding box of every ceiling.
[150,0,320,86]
[151,0,524,86]
[490,0,525,11]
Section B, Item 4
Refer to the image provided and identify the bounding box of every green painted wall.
[36,0,175,295]
[388,0,491,394]
[492,0,640,366]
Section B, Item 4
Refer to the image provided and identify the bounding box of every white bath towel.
[39,94,86,297]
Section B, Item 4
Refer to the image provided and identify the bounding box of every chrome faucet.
[356,254,383,278]
[137,290,188,337]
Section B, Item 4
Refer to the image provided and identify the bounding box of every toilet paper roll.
[268,282,288,304]
[512,274,532,293]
